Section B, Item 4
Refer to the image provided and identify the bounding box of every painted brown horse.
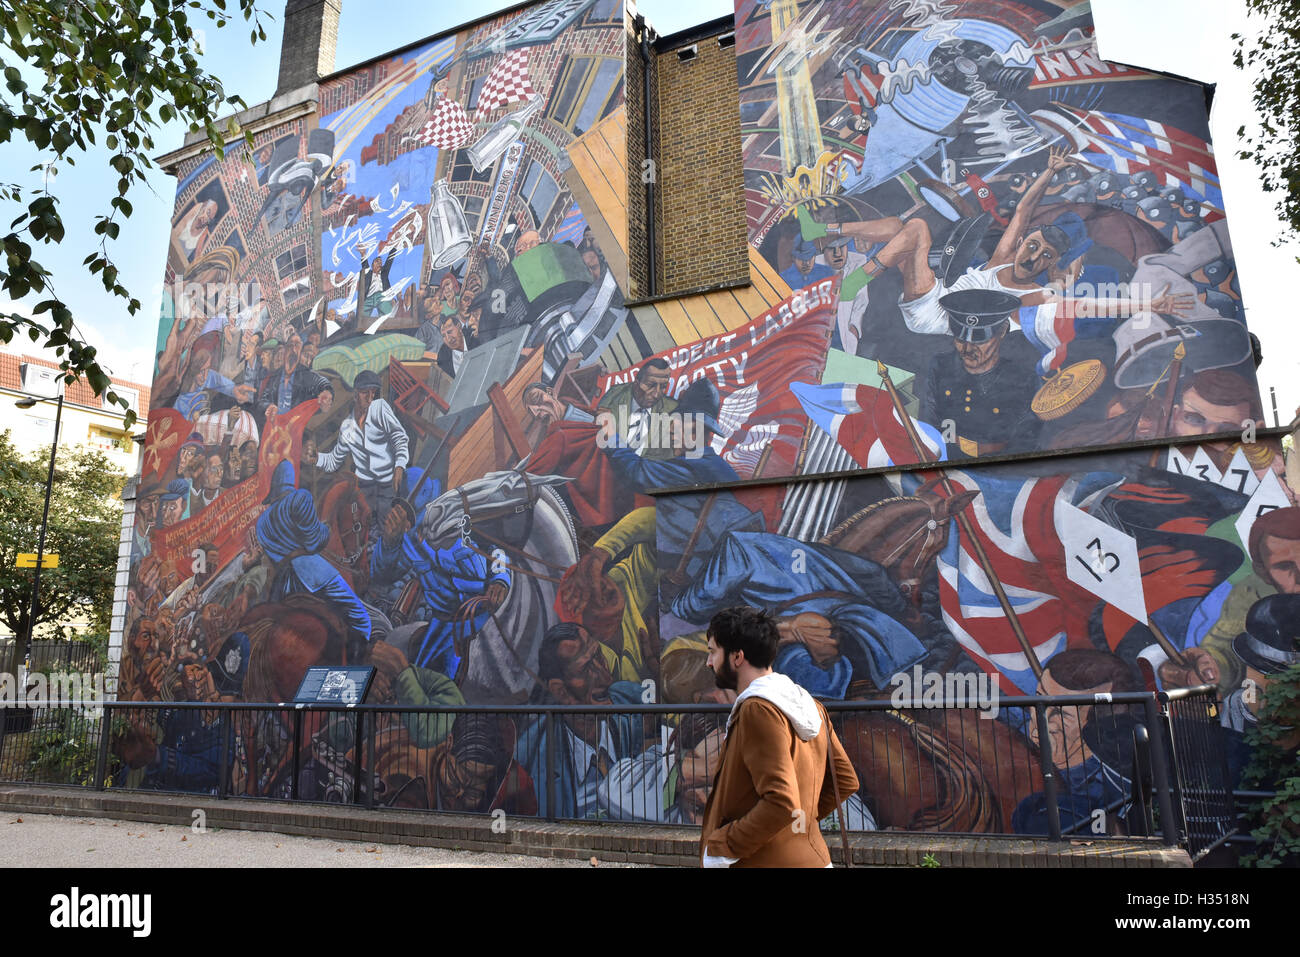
[817,481,1047,832]
[837,707,1043,834]
[820,477,979,608]
[318,476,371,594]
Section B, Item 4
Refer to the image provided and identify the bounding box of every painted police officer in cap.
[920,288,1042,460]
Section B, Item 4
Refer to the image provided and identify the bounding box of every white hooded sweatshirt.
[726,671,822,741]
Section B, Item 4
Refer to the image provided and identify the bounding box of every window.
[467,73,489,112]
[281,276,311,308]
[105,386,139,411]
[519,160,560,231]
[20,363,61,397]
[583,0,620,25]
[89,425,131,453]
[276,243,309,280]
[546,56,622,136]
[462,195,486,234]
[449,150,494,185]
[28,416,55,442]
[576,61,622,135]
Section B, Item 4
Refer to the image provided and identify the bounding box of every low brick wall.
[0,785,1191,868]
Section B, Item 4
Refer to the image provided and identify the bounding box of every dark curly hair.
[707,605,780,669]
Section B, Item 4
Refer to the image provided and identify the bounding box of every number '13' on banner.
[1059,501,1149,624]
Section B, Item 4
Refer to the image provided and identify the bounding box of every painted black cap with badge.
[938,288,1022,344]
[209,631,250,696]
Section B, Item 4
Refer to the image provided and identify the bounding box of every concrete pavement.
[0,812,647,867]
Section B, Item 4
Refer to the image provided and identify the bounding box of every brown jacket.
[699,695,859,868]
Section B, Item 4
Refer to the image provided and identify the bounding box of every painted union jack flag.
[931,470,1112,695]
[792,381,946,469]
[476,48,537,113]
[416,97,475,150]
[1047,105,1224,218]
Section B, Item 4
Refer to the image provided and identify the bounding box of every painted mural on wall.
[735,0,1260,466]
[116,0,1297,836]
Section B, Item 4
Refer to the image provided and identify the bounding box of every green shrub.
[1241,662,1300,867]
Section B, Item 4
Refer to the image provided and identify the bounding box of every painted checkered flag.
[476,48,536,113]
[417,97,475,150]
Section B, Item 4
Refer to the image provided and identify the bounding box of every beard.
[713,654,739,691]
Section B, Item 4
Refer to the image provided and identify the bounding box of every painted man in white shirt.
[818,234,872,355]
[315,368,410,533]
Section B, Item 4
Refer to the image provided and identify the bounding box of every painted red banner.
[140,408,196,484]
[150,400,319,581]
[598,279,838,482]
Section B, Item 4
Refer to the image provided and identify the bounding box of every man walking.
[699,606,859,868]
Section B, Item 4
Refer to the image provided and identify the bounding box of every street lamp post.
[10,390,64,677]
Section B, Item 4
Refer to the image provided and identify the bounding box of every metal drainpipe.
[636,14,657,297]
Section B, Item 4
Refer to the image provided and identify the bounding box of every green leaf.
[0,0,279,428]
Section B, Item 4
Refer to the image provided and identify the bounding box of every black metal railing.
[1162,689,1237,860]
[0,639,104,677]
[0,687,1232,854]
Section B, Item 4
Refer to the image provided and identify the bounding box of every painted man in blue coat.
[252,460,371,654]
[669,529,929,697]
[779,237,834,290]
[599,377,764,580]
[369,493,511,680]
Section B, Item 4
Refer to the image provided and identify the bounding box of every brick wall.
[318,60,385,117]
[650,29,747,296]
[277,0,342,96]
[106,478,136,698]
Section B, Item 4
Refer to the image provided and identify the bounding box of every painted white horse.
[412,470,579,704]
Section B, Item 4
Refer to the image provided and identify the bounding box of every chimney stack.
[276,0,342,96]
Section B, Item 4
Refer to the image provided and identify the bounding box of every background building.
[0,347,149,476]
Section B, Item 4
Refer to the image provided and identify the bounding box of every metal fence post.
[217,711,230,800]
[0,707,9,779]
[544,711,556,822]
[353,710,364,807]
[1143,695,1181,847]
[93,702,112,791]
[291,708,303,801]
[365,710,377,810]
[1129,723,1153,837]
[1033,704,1063,842]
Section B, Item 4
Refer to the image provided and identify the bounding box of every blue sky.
[3,0,1298,417]
[316,36,456,318]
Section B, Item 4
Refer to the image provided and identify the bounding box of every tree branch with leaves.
[1235,0,1300,245]
[0,0,269,427]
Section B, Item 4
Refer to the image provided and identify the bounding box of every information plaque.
[292,666,375,705]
